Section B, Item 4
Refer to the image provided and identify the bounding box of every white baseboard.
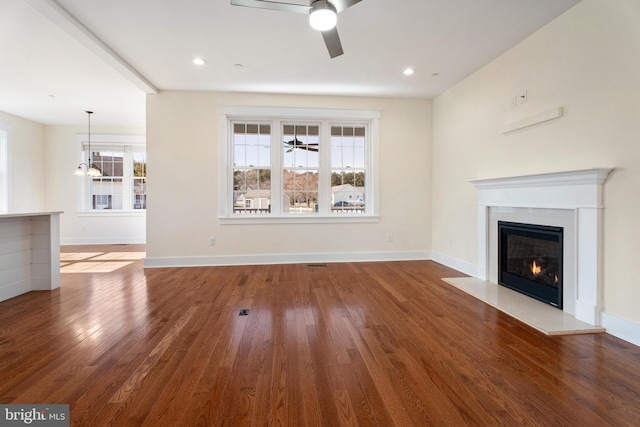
[430,251,477,277]
[602,313,640,347]
[61,236,146,245]
[144,250,431,268]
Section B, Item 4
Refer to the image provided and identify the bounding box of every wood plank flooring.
[1,244,640,426]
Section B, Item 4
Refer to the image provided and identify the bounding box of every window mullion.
[367,119,378,214]
[226,118,234,216]
[271,120,282,215]
[318,121,331,215]
[123,146,132,210]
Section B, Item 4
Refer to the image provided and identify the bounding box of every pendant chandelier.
[74,110,101,177]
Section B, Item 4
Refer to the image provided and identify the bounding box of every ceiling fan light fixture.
[87,166,102,177]
[309,1,337,31]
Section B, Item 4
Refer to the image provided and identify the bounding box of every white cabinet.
[0,212,61,302]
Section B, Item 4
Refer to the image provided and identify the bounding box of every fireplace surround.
[470,168,613,326]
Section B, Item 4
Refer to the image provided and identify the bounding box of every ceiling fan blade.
[230,0,310,14]
[330,0,362,13]
[321,27,344,58]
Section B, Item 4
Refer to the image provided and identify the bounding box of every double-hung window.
[233,123,271,214]
[90,148,124,210]
[220,106,379,222]
[282,123,319,214]
[77,135,146,213]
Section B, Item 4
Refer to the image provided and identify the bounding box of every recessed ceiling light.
[193,57,207,66]
[234,63,244,69]
[431,72,440,78]
[403,68,415,76]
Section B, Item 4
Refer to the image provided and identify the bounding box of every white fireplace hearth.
[459,168,613,331]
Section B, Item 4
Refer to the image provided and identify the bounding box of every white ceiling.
[0,0,581,128]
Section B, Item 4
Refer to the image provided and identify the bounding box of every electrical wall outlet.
[387,234,394,243]
[518,90,528,104]
[208,237,216,246]
[509,90,528,109]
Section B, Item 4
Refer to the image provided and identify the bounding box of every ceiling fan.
[230,0,362,58]
[284,137,319,152]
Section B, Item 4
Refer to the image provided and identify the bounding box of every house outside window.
[219,106,379,223]
[76,134,146,213]
[90,149,124,210]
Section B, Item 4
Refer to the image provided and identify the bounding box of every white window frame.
[0,127,7,213]
[218,106,380,224]
[76,134,146,216]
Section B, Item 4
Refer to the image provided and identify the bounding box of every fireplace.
[498,221,563,308]
[470,168,613,326]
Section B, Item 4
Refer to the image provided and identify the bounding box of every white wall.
[0,111,46,213]
[432,0,640,334]
[44,125,146,244]
[146,91,432,265]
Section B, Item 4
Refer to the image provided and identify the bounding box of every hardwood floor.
[1,245,640,426]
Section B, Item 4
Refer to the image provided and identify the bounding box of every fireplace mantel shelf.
[468,168,613,190]
[468,168,614,211]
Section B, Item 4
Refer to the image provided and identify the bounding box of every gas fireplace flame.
[531,260,542,275]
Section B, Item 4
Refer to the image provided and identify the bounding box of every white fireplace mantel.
[469,168,613,326]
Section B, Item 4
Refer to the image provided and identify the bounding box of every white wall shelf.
[501,107,564,134]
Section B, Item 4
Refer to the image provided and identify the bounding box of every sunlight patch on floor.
[91,252,146,260]
[60,252,104,261]
[61,261,134,273]
[60,251,145,273]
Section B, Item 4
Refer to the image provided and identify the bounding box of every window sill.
[77,210,146,217]
[219,214,379,225]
